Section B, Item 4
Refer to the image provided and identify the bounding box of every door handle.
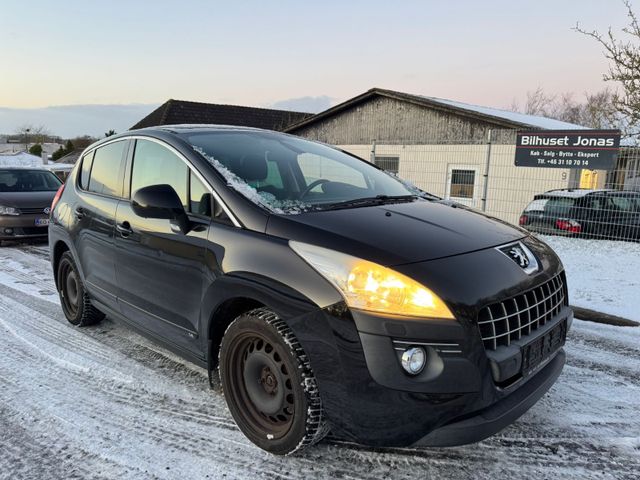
[74,207,85,219]
[116,221,133,237]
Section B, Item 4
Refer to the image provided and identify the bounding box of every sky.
[0,0,631,137]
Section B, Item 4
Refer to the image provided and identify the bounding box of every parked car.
[0,167,62,245]
[519,189,640,241]
[49,126,572,454]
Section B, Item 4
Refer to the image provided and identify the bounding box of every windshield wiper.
[320,194,419,211]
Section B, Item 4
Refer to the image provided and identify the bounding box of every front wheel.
[56,251,105,326]
[219,308,328,455]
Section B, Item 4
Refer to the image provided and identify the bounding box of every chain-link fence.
[297,119,640,243]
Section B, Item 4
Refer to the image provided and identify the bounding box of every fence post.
[481,129,492,212]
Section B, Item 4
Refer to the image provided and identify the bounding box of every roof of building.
[55,149,83,164]
[0,151,73,171]
[0,152,44,167]
[285,87,588,132]
[130,99,313,131]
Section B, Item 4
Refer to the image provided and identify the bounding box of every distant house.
[285,87,613,224]
[130,99,312,131]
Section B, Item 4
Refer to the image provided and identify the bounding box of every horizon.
[0,0,629,137]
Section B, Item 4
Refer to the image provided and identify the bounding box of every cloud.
[269,96,333,114]
[0,104,159,138]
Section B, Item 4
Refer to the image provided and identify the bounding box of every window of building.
[88,140,126,197]
[374,156,399,174]
[131,140,188,208]
[449,169,475,198]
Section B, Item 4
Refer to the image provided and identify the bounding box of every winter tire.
[57,251,105,326]
[219,308,328,455]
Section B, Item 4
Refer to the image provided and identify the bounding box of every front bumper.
[292,237,571,447]
[0,214,49,240]
[414,349,565,446]
[296,302,571,448]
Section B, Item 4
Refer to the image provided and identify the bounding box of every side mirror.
[131,184,190,234]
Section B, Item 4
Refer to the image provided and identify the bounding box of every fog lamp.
[4,228,14,235]
[401,347,426,375]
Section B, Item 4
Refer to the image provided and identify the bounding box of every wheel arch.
[52,239,71,288]
[202,274,322,373]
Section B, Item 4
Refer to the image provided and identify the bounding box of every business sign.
[515,130,621,169]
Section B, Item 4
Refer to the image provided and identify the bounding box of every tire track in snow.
[1,244,639,479]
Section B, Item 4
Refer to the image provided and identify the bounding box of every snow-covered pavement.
[0,243,639,480]
[540,235,640,322]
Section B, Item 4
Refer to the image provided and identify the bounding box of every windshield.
[185,131,426,214]
[0,169,62,192]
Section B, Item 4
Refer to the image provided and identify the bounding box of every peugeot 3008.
[49,125,572,455]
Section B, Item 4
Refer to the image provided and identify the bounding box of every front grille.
[18,207,48,214]
[477,273,568,350]
[19,227,48,235]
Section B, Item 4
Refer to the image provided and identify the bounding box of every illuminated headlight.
[0,205,20,216]
[401,347,426,375]
[289,241,454,319]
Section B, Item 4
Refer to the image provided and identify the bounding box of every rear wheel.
[57,251,105,326]
[219,308,328,455]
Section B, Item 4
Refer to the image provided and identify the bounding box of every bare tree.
[509,87,556,116]
[13,124,52,148]
[575,0,640,136]
[510,88,621,130]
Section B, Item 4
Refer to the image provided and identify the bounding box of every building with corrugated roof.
[285,88,633,224]
[130,99,311,131]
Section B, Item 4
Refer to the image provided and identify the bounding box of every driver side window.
[131,139,188,208]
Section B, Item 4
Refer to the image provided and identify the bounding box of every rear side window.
[131,139,188,208]
[544,197,575,217]
[585,197,605,210]
[607,196,640,212]
[79,152,94,190]
[88,141,127,196]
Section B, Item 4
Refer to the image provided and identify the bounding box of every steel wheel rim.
[227,333,295,439]
[60,261,79,317]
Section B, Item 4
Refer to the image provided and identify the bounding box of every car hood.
[0,191,56,209]
[267,199,527,266]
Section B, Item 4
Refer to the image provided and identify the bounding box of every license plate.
[35,218,50,226]
[521,319,567,376]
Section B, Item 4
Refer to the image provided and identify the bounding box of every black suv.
[50,126,572,454]
[519,189,640,241]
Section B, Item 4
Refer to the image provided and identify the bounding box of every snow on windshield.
[193,146,312,215]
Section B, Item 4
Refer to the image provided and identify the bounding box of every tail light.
[519,214,528,225]
[51,183,65,213]
[555,218,581,233]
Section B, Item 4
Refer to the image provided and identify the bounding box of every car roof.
[537,188,612,199]
[606,190,640,196]
[136,124,278,135]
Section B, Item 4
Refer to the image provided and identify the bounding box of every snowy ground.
[539,235,640,322]
[0,242,639,480]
